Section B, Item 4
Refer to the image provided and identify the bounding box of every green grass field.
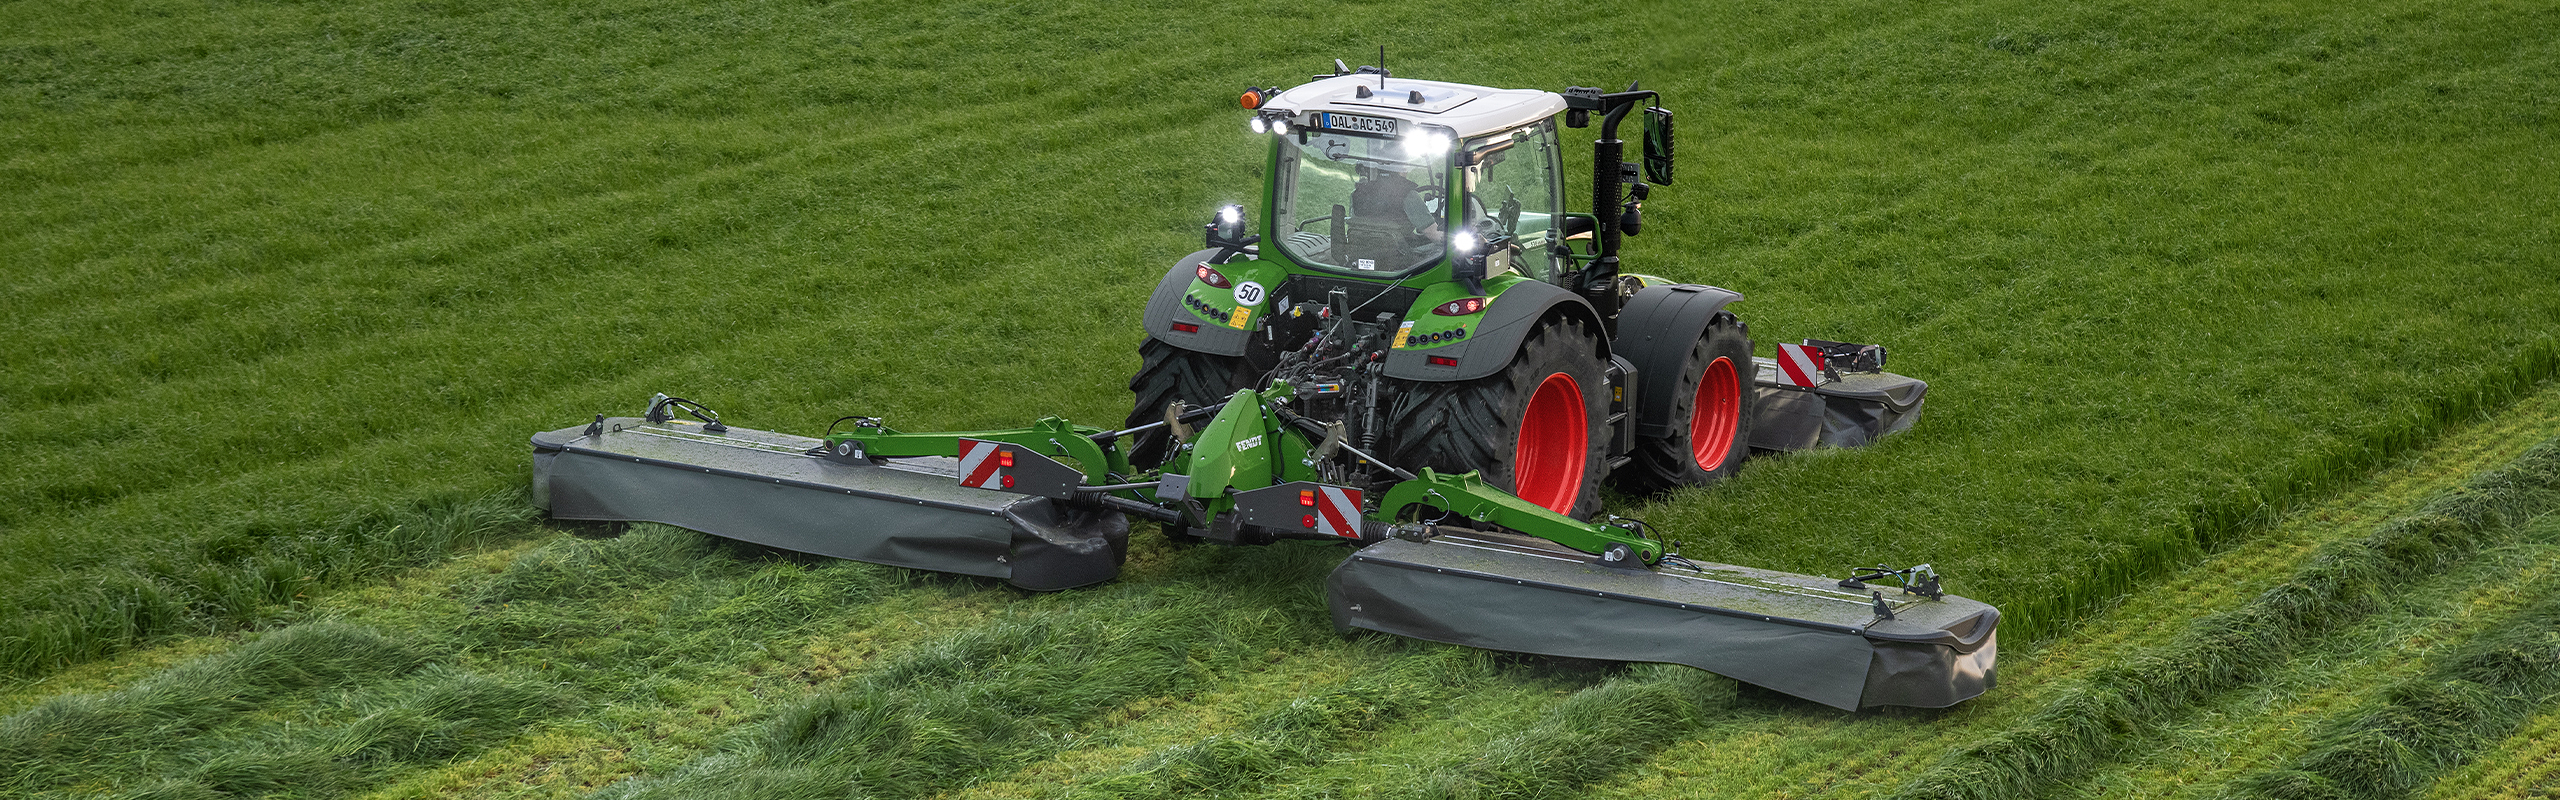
[6,0,2559,797]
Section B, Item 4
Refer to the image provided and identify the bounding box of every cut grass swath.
[2225,526,2560,800]
[1888,438,2560,800]
[63,667,563,800]
[590,543,1344,800]
[1412,665,1735,800]
[1050,645,1497,800]
[0,492,536,682]
[0,622,430,795]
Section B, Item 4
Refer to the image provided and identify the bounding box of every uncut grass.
[7,0,2558,691]
[1886,438,2560,800]
[1589,383,2560,800]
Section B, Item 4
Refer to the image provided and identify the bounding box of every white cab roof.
[1268,75,1566,140]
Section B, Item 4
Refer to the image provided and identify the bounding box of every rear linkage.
[809,376,1683,567]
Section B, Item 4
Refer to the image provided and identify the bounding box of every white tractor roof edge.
[1268,75,1568,140]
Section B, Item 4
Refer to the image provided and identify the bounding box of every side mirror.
[1641,107,1674,185]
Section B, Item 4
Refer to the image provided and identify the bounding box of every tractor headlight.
[1451,229,1478,253]
[1403,131,1451,158]
[1272,118,1291,135]
[1249,116,1269,134]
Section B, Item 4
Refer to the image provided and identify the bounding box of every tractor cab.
[1249,75,1575,285]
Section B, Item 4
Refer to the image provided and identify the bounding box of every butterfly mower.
[531,63,1996,710]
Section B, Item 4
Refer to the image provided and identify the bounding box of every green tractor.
[1130,63,1752,531]
[531,61,1982,711]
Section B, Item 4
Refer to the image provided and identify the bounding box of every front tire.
[1622,312,1754,493]
[1125,338,1257,469]
[1380,317,1610,519]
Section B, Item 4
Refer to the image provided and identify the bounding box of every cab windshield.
[1271,131,1453,275]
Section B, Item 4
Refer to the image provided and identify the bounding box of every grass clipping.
[1890,439,2560,800]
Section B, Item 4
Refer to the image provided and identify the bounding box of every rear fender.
[1142,249,1281,357]
[1382,279,1606,382]
[1614,283,1746,438]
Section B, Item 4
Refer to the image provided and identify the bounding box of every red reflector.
[998,450,1015,467]
[1299,489,1316,506]
[1001,475,1015,488]
[1301,514,1317,528]
[1171,322,1200,333]
[1428,356,1459,367]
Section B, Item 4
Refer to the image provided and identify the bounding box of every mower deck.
[532,418,1126,590]
[1327,529,1997,710]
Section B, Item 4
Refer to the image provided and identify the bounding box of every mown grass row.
[1887,438,2560,800]
[0,622,564,800]
[590,541,1349,800]
[2227,537,2560,800]
[2420,705,2560,800]
[2021,526,2560,798]
[0,523,930,798]
[0,493,535,682]
[1049,646,1498,800]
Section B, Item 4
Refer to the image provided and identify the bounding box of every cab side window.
[1465,120,1565,282]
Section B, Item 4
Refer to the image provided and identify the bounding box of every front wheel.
[1621,312,1755,493]
[1380,317,1610,520]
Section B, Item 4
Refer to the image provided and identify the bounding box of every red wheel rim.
[1514,372,1588,514]
[1689,356,1740,471]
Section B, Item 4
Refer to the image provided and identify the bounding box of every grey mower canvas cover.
[531,418,1127,591]
[1329,530,1998,710]
[1751,368,1928,453]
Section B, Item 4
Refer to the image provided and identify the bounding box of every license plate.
[1319,113,1398,136]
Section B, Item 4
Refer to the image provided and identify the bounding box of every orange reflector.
[998,450,1015,467]
[1301,514,1316,528]
[1299,489,1316,506]
[1240,89,1263,109]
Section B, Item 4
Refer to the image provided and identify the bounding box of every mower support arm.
[1372,468,1664,563]
[822,417,1140,497]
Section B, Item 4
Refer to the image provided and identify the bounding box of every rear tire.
[1124,338,1257,469]
[1380,317,1609,520]
[1622,312,1754,493]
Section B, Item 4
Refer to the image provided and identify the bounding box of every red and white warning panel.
[1775,342,1830,388]
[1232,481,1369,540]
[1306,484,1363,538]
[952,438,1085,500]
[957,438,1014,490]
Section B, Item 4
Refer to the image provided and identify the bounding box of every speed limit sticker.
[1233,281,1266,306]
